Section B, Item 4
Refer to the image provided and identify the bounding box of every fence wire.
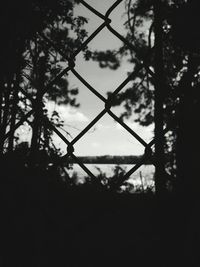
[4,0,169,189]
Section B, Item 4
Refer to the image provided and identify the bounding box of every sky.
[47,0,154,156]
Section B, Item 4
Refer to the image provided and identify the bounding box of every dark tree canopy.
[0,0,87,164]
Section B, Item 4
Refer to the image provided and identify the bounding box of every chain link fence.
[3,0,170,190]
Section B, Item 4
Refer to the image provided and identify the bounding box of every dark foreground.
[0,161,199,267]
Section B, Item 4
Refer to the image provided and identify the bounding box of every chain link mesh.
[4,0,169,189]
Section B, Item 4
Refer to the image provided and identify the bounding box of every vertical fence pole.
[154,0,166,195]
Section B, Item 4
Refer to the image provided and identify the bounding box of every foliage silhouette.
[0,0,88,165]
[1,152,196,266]
[86,0,200,195]
[1,2,200,266]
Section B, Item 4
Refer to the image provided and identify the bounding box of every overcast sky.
[47,0,154,156]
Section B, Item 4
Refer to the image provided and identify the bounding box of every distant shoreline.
[70,162,151,165]
[67,155,152,165]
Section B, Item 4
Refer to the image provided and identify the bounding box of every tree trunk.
[30,57,46,168]
[154,0,166,195]
[8,74,20,152]
[0,80,3,126]
[176,56,200,198]
[0,83,11,153]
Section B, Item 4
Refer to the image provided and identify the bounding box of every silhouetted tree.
[88,0,200,195]
[0,0,88,169]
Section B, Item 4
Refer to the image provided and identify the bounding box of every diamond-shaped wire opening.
[4,0,159,191]
[86,27,123,51]
[72,113,143,153]
[67,70,106,109]
[64,111,153,189]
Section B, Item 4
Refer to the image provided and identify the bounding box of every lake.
[65,163,155,190]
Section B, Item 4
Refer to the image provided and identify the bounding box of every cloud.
[116,121,141,131]
[115,120,154,142]
[58,106,89,122]
[91,142,100,148]
[93,123,111,131]
[46,102,89,123]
